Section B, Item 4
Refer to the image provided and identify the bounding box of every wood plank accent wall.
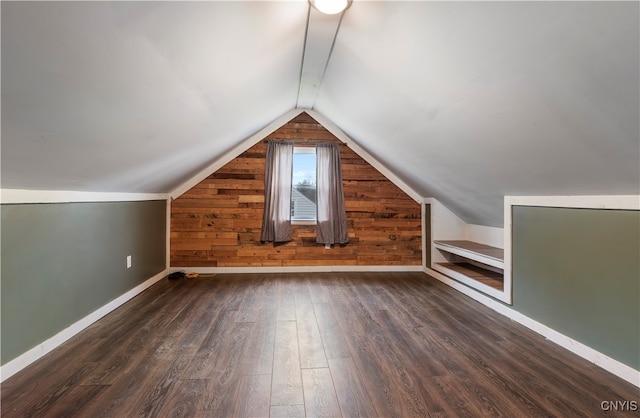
[170,113,422,267]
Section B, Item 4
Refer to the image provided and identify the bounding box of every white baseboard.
[0,269,168,382]
[424,267,640,388]
[170,265,423,274]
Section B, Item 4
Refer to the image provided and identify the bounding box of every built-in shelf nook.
[433,240,504,290]
[424,198,512,304]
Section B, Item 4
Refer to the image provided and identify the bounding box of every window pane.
[292,150,316,221]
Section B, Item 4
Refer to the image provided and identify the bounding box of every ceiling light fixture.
[309,0,350,15]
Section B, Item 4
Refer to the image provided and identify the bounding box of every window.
[261,141,347,244]
[291,147,316,224]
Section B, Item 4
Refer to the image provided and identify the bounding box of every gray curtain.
[261,140,294,242]
[316,143,349,245]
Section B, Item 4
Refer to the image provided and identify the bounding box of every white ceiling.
[2,1,307,192]
[2,1,638,226]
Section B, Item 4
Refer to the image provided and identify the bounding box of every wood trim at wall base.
[0,269,169,383]
[170,265,423,274]
[424,267,640,388]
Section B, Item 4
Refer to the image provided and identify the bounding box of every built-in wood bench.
[433,240,504,290]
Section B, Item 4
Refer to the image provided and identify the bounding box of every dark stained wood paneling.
[170,112,422,267]
[3,272,638,417]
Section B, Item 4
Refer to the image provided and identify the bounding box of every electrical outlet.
[126,255,132,269]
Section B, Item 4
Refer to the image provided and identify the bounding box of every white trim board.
[169,265,423,274]
[433,241,503,268]
[306,109,422,203]
[1,189,169,204]
[424,267,640,388]
[169,107,423,204]
[171,109,304,199]
[505,195,640,210]
[0,269,168,382]
[421,202,428,269]
[166,199,172,270]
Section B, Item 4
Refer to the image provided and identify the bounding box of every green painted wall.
[512,206,639,370]
[1,200,166,365]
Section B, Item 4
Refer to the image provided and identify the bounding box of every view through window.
[291,147,316,222]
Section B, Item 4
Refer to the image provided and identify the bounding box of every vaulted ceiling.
[2,1,638,226]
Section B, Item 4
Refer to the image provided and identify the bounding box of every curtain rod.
[265,139,347,145]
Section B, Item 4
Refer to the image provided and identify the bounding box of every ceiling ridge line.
[308,11,345,110]
[295,4,313,109]
[295,5,345,110]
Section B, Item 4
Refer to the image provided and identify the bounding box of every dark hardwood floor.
[2,272,638,417]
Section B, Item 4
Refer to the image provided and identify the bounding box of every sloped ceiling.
[2,1,639,227]
[1,1,307,192]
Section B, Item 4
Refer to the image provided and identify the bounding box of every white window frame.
[291,146,317,225]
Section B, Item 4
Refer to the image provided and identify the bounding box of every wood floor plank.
[422,302,554,416]
[161,302,221,358]
[2,272,638,418]
[277,301,296,322]
[235,276,276,323]
[129,355,193,417]
[271,320,304,406]
[307,275,334,305]
[293,277,313,306]
[81,337,168,386]
[78,357,176,418]
[494,339,623,416]
[152,378,208,418]
[241,316,276,375]
[81,307,174,368]
[498,329,640,402]
[276,280,297,322]
[2,337,107,396]
[302,368,341,418]
[313,302,351,360]
[432,374,489,418]
[296,303,328,369]
[30,384,108,418]
[328,358,380,418]
[232,374,272,418]
[332,277,449,416]
[331,311,412,417]
[2,362,99,418]
[359,312,446,417]
[158,288,224,340]
[197,373,242,412]
[270,404,306,418]
[185,318,250,379]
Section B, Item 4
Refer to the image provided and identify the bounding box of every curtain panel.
[316,143,349,245]
[260,140,294,243]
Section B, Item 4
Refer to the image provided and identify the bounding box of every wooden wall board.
[170,112,421,267]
